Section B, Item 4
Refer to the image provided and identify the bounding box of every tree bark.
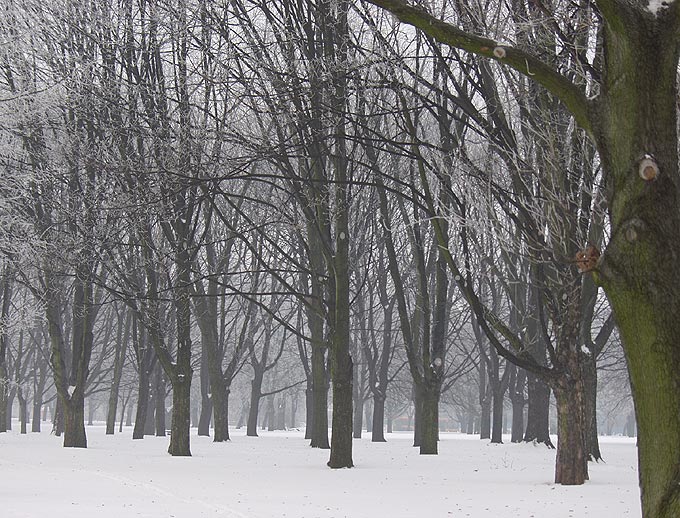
[167,372,192,456]
[554,382,588,485]
[106,308,130,435]
[62,394,87,448]
[247,372,263,437]
[523,374,553,447]
[419,384,439,454]
[582,354,601,461]
[491,386,504,444]
[371,394,386,442]
[133,366,151,440]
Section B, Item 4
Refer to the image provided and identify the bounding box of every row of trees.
[2,0,665,516]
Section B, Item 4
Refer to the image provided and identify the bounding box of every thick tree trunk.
[554,383,588,485]
[327,248,354,468]
[371,394,386,442]
[212,385,230,442]
[419,385,439,454]
[62,395,87,448]
[523,375,553,447]
[167,373,192,456]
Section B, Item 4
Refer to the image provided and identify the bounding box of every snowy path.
[0,425,640,518]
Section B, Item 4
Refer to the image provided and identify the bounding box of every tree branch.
[362,0,595,136]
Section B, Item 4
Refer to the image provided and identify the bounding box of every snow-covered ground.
[1,424,640,518]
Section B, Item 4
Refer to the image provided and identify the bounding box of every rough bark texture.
[595,10,680,516]
[554,383,588,485]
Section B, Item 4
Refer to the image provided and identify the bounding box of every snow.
[0,423,640,518]
[647,0,674,16]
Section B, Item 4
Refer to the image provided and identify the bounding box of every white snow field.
[1,425,640,518]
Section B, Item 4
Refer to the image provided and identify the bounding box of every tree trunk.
[31,392,43,433]
[144,396,156,435]
[509,367,526,443]
[523,375,553,447]
[352,394,363,439]
[62,394,87,448]
[154,367,166,437]
[554,383,587,485]
[247,372,263,437]
[310,346,329,448]
[212,385,230,442]
[197,347,212,437]
[582,354,601,461]
[419,384,439,454]
[491,387,504,444]
[18,390,27,434]
[106,309,129,435]
[133,367,150,440]
[412,385,422,447]
[371,394,386,442]
[479,396,491,440]
[53,398,64,436]
[167,373,192,456]
[304,385,313,439]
